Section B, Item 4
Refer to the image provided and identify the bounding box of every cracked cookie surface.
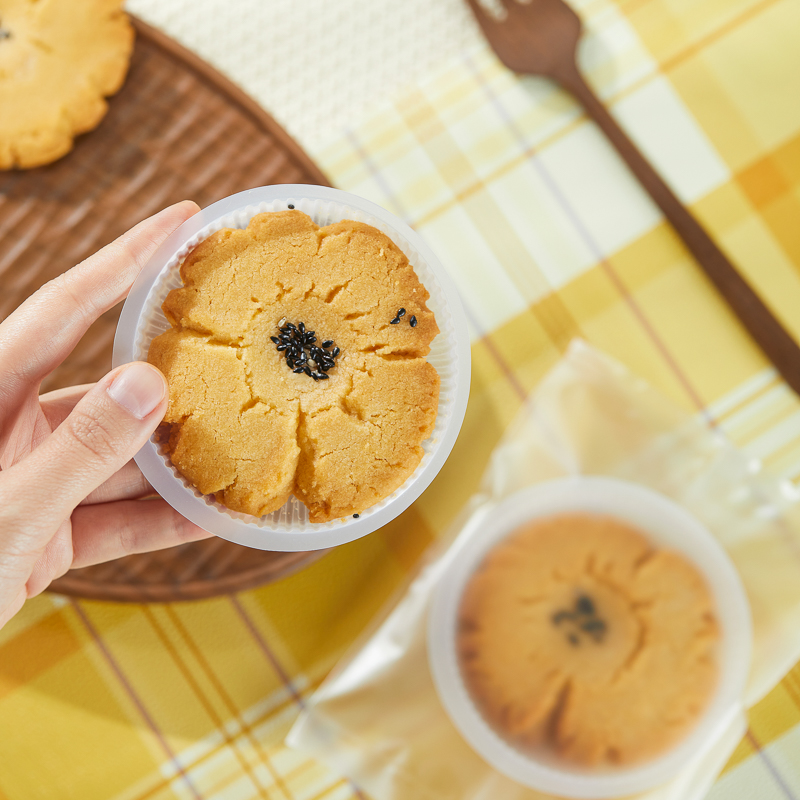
[0,0,133,169]
[148,210,440,522]
[457,515,719,766]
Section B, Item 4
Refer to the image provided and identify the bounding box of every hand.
[0,201,212,629]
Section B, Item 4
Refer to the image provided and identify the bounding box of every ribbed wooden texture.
[0,18,330,602]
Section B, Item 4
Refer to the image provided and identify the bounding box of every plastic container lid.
[428,477,752,798]
[113,186,471,551]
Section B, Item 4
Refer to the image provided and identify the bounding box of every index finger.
[0,201,199,402]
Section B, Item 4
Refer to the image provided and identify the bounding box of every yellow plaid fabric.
[2,0,800,797]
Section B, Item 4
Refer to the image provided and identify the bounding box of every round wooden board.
[0,18,331,602]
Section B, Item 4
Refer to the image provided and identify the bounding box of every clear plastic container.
[113,186,471,552]
[427,476,753,799]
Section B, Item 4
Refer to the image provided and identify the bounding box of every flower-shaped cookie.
[0,0,133,169]
[458,515,718,766]
[148,211,441,523]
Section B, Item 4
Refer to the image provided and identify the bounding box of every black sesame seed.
[353,514,360,518]
[288,204,295,209]
[397,308,406,317]
[274,320,341,380]
[390,318,400,325]
[551,610,574,626]
[576,595,595,616]
[581,618,606,635]
[409,315,418,327]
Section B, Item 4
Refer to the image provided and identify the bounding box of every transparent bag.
[287,341,800,800]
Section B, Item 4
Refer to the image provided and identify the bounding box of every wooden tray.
[0,18,330,602]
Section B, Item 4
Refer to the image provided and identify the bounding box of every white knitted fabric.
[124,0,482,154]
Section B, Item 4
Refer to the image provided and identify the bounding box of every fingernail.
[159,200,199,221]
[107,364,166,420]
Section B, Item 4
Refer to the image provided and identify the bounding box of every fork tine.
[465,0,501,26]
[503,0,534,18]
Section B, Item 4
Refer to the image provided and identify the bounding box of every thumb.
[13,362,167,528]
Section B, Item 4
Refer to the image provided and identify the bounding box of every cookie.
[458,515,719,766]
[148,210,440,522]
[0,0,134,170]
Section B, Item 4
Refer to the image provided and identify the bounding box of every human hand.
[0,201,212,629]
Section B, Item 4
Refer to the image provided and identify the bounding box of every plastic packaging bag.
[287,341,800,800]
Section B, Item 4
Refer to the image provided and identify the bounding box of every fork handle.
[559,65,800,397]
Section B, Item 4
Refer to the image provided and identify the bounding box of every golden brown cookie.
[458,515,719,766]
[148,210,440,522]
[0,0,134,170]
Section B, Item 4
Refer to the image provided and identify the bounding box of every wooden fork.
[466,0,800,397]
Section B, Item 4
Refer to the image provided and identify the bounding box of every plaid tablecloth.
[2,0,800,798]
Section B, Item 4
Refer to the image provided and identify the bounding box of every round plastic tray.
[114,185,471,551]
[428,477,752,798]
